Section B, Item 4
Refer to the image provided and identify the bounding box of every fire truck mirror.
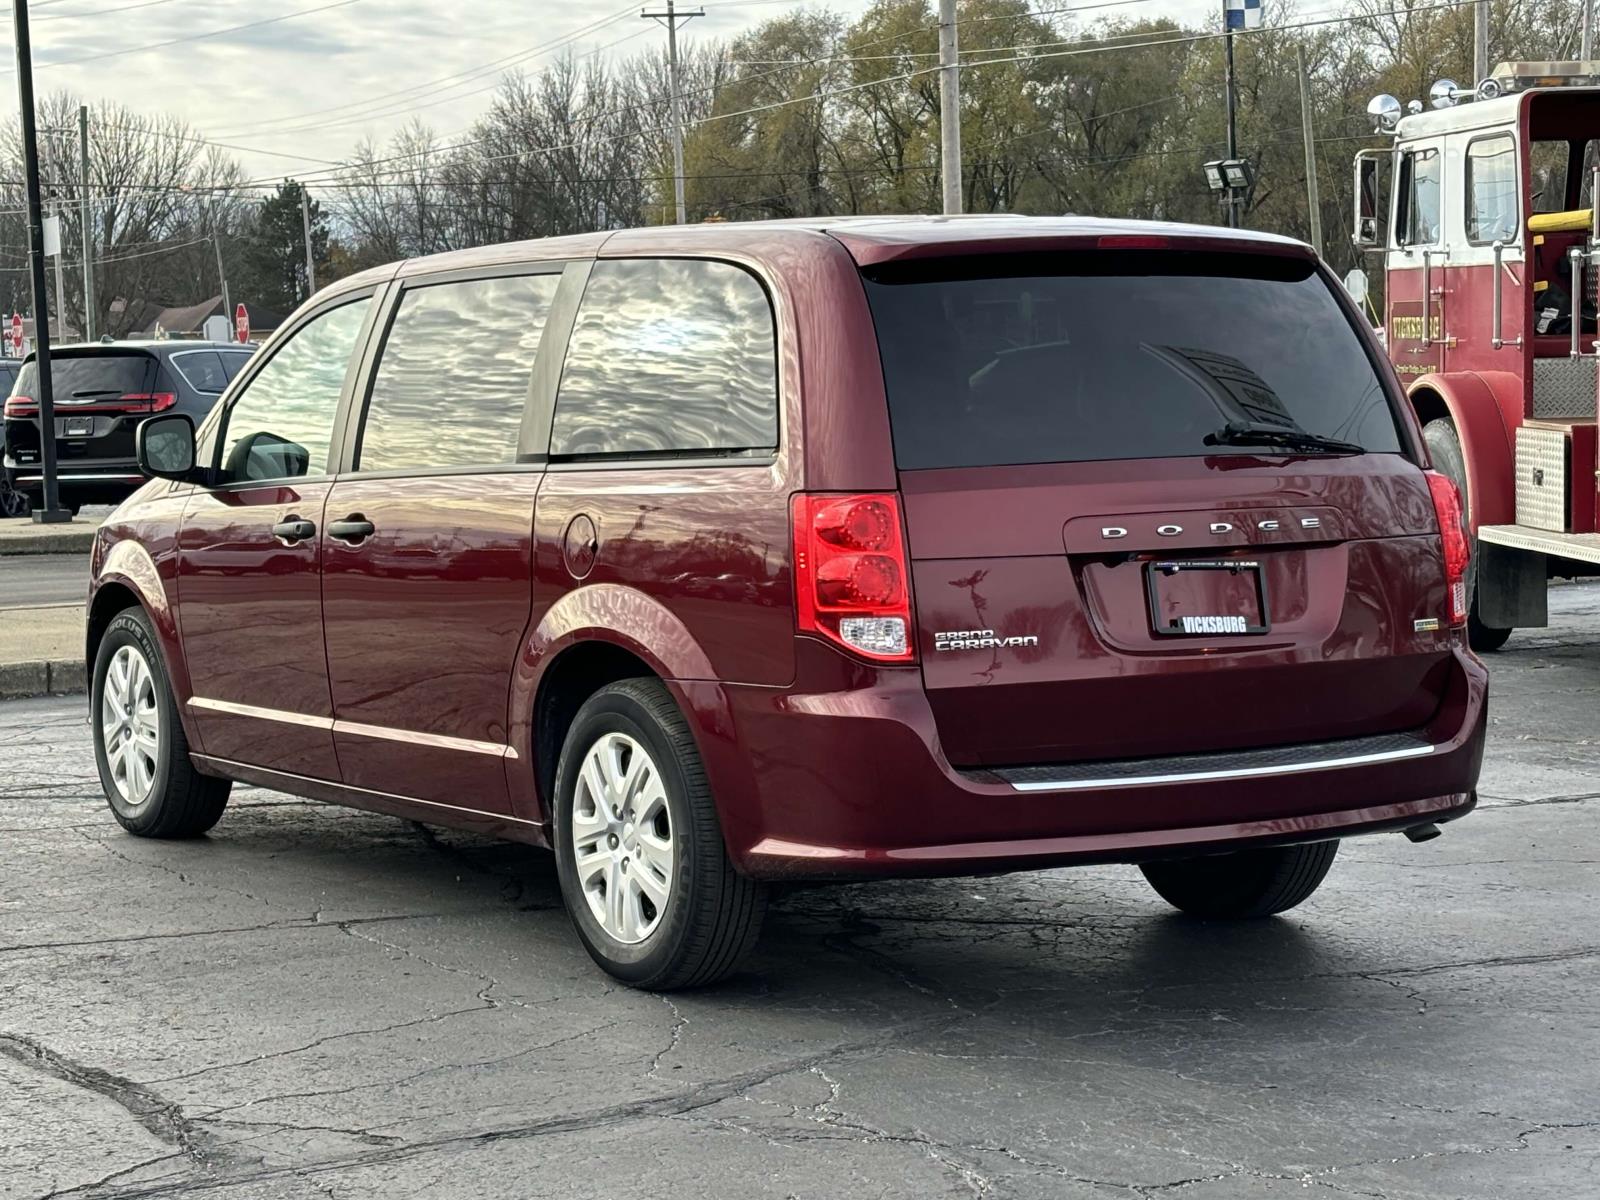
[1353,153,1385,249]
[1343,268,1369,306]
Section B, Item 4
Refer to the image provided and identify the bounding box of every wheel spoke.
[632,854,670,910]
[580,753,610,813]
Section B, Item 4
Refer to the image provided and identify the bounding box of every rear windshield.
[14,353,156,401]
[863,252,1403,470]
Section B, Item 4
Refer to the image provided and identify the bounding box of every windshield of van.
[863,251,1403,470]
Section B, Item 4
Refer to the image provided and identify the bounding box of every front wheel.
[1140,841,1339,918]
[92,608,230,837]
[553,678,766,990]
[1421,418,1512,652]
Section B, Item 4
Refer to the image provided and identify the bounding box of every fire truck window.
[1530,140,1572,212]
[1465,136,1518,243]
[1395,148,1440,247]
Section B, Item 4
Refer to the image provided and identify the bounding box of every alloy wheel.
[570,731,674,944]
[101,644,161,806]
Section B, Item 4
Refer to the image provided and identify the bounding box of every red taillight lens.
[3,394,34,418]
[120,392,177,412]
[793,492,915,662]
[1425,471,1470,627]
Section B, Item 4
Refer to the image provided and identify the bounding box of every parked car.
[85,217,1487,989]
[0,358,24,516]
[2,340,254,513]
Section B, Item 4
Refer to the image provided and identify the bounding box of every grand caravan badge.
[934,629,1041,652]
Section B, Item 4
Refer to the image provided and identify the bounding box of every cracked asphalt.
[2,583,1597,1200]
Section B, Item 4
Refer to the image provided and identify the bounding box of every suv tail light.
[1,392,174,416]
[1425,471,1470,627]
[792,492,916,662]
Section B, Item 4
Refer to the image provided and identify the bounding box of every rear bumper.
[691,640,1487,881]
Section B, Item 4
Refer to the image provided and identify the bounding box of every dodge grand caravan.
[86,217,1487,989]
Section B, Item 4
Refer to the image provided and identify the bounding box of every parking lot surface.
[2,584,1596,1200]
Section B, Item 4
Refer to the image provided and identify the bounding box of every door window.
[1395,147,1441,247]
[1465,135,1518,243]
[356,273,561,473]
[217,299,369,483]
[549,259,777,458]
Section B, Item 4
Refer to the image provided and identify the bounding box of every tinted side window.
[219,350,254,381]
[550,259,777,457]
[1465,135,1517,242]
[219,300,369,483]
[172,351,229,394]
[357,273,560,472]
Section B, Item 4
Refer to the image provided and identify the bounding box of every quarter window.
[171,351,229,394]
[357,273,561,473]
[550,259,777,458]
[1395,147,1441,247]
[1465,135,1518,243]
[217,299,369,483]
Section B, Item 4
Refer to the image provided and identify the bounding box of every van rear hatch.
[4,350,160,467]
[859,246,1454,768]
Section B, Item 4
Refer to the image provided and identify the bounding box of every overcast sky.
[2,0,1221,185]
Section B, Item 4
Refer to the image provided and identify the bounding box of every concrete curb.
[0,659,86,700]
[0,526,98,556]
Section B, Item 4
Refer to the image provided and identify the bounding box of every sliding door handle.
[326,515,375,544]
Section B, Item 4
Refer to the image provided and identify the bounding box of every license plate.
[62,416,93,437]
[1145,560,1270,636]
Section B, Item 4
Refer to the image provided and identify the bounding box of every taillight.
[120,392,177,412]
[3,394,34,418]
[1425,471,1470,627]
[792,492,915,662]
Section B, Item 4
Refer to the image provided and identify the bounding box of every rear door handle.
[271,517,316,544]
[326,515,375,544]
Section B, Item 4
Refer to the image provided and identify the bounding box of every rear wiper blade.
[1203,421,1364,456]
[70,388,122,398]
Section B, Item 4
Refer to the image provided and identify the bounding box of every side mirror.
[1353,151,1385,249]
[223,430,310,483]
[1343,268,1370,305]
[135,413,198,481]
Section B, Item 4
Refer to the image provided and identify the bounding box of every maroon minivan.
[87,217,1486,989]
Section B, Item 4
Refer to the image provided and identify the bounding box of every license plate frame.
[1145,559,1271,637]
[62,415,94,437]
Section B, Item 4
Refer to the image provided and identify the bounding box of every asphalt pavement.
[0,554,90,607]
[1,584,1596,1199]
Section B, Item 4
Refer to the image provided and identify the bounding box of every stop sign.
[9,312,20,357]
[235,303,249,344]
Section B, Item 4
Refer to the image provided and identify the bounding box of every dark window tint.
[1465,136,1518,242]
[219,350,254,381]
[0,362,19,395]
[15,353,154,400]
[550,259,777,457]
[171,351,229,393]
[358,273,560,472]
[864,252,1402,470]
[219,299,369,482]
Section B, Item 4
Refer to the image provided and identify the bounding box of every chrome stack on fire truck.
[1353,61,1598,649]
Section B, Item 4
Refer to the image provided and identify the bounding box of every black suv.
[3,341,254,512]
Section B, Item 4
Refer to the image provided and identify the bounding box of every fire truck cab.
[1354,61,1598,649]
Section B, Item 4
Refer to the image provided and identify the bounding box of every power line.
[2,0,371,74]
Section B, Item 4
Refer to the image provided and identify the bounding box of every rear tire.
[552,678,766,990]
[1421,417,1512,652]
[91,608,230,838]
[1141,841,1339,918]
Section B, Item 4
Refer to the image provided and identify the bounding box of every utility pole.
[11,0,68,523]
[298,182,316,299]
[1582,0,1594,62]
[938,0,963,215]
[1223,2,1240,228]
[78,104,94,342]
[210,198,230,323]
[642,0,702,225]
[1473,0,1488,84]
[1296,46,1322,258]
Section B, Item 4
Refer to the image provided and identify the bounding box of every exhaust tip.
[1403,822,1443,844]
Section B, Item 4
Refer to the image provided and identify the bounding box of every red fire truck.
[1352,61,1597,650]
